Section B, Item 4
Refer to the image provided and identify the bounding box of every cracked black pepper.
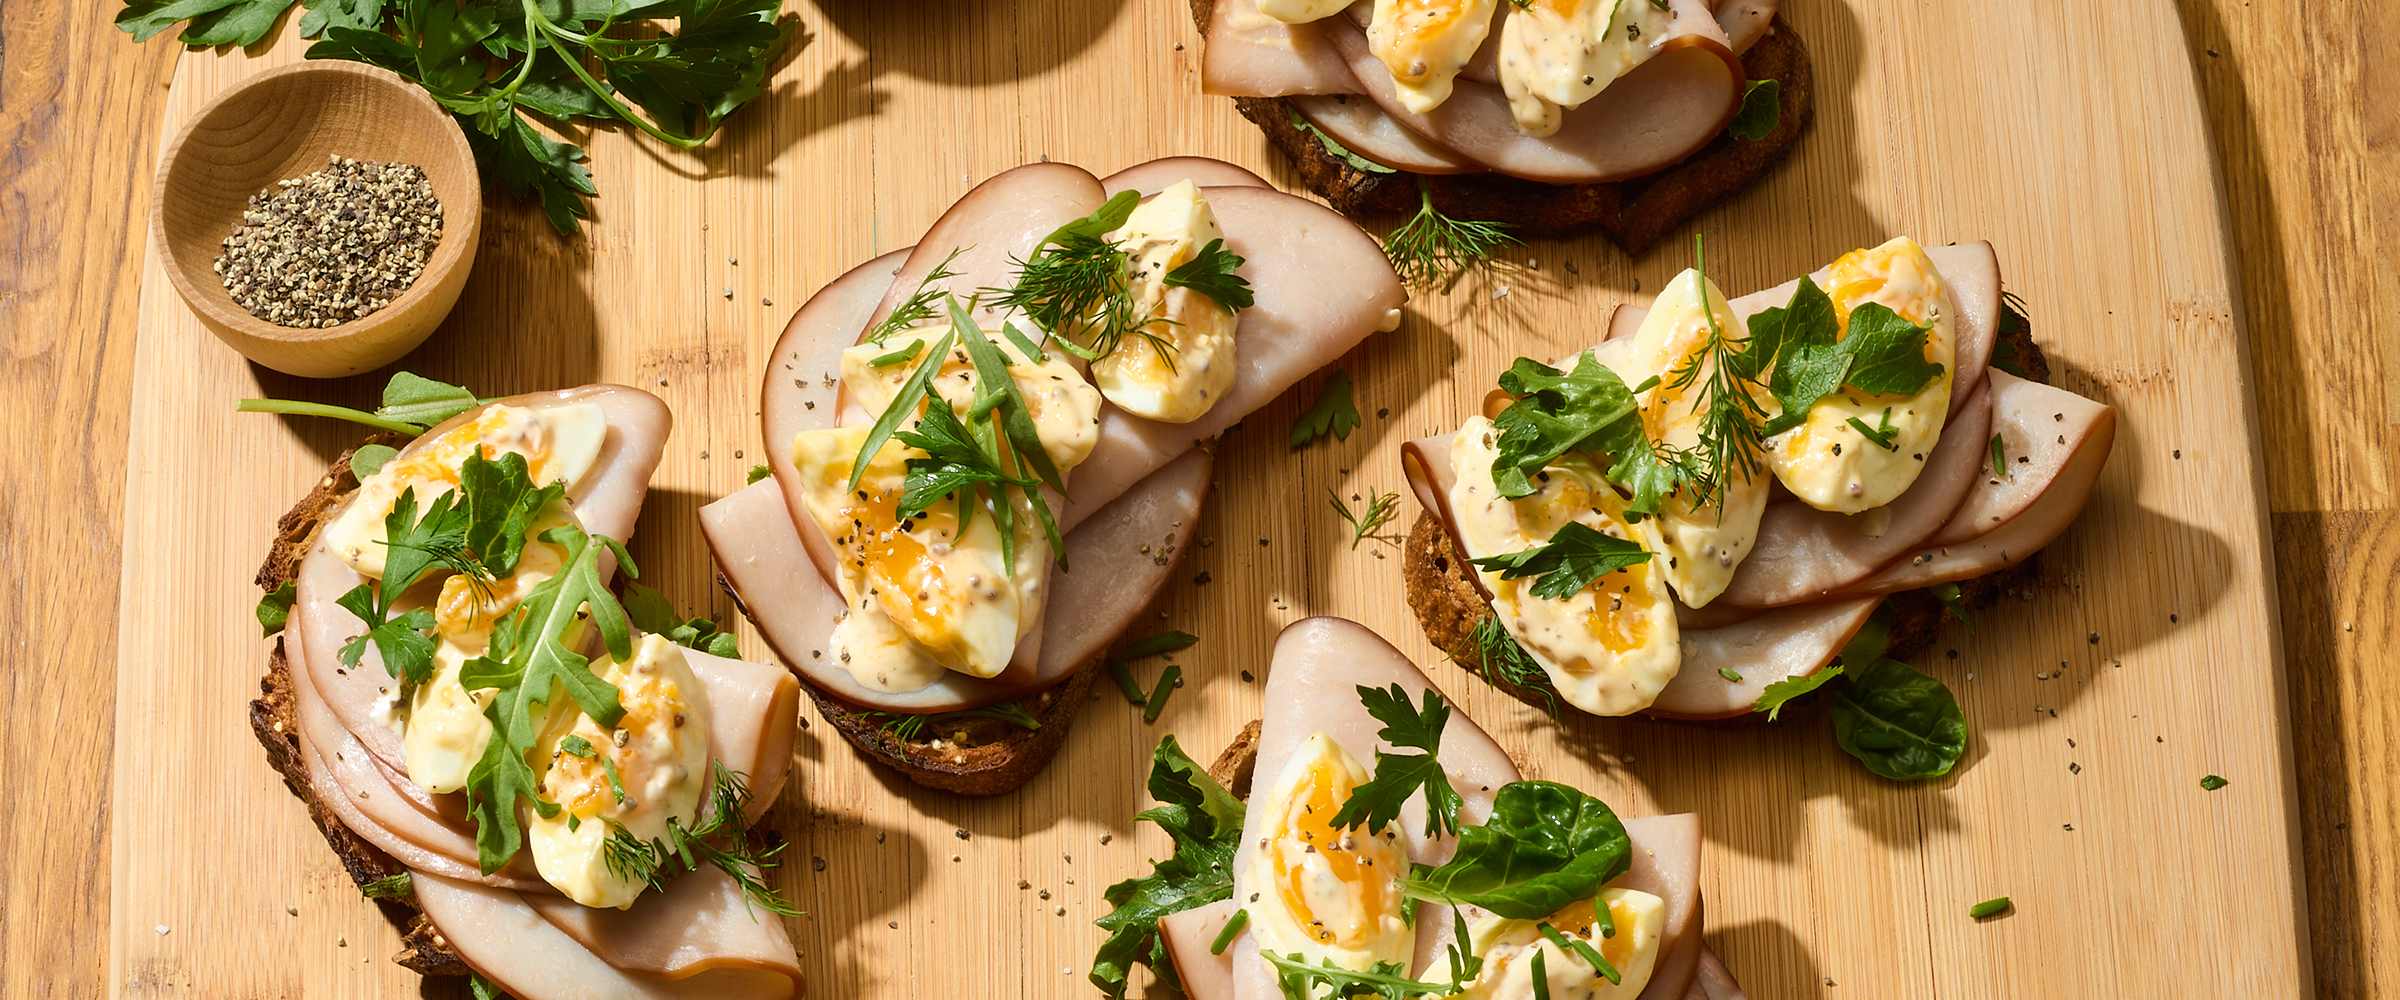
[213,155,442,329]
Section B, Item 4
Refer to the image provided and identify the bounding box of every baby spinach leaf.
[1398,780,1630,920]
[1728,78,1782,141]
[1487,352,1644,499]
[1753,279,1945,437]
[1830,657,1967,780]
[257,580,297,637]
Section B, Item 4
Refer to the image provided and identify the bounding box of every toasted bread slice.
[247,438,472,978]
[1191,0,1816,253]
[1404,308,2052,721]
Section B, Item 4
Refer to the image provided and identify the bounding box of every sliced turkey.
[412,871,801,1000]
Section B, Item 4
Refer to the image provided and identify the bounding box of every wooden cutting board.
[109,2,2305,997]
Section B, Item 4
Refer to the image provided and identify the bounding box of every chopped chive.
[1536,921,1618,985]
[1210,908,1250,955]
[601,756,629,805]
[1989,433,2009,479]
[2201,774,2229,791]
[999,320,1047,363]
[1633,375,1662,394]
[1933,582,1971,624]
[1142,664,1182,724]
[1718,667,1744,682]
[870,339,925,368]
[1847,412,1899,450]
[1107,659,1146,706]
[1969,896,2012,919]
[1124,630,1199,660]
[1530,948,1551,1000]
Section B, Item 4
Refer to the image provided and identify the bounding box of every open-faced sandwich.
[1092,616,1745,999]
[1189,0,1810,253]
[701,157,1406,795]
[247,377,806,998]
[1400,238,2116,775]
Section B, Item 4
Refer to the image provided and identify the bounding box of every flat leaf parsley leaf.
[1752,278,1946,437]
[1329,684,1463,839]
[1468,521,1652,601]
[1163,238,1254,311]
[1290,370,1363,448]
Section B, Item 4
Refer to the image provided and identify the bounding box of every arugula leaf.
[1263,954,1451,1000]
[1164,238,1254,311]
[258,580,297,637]
[1329,684,1462,838]
[1728,79,1781,141]
[1398,780,1631,920]
[1487,352,1644,499]
[620,579,741,658]
[1830,658,1967,780]
[1754,279,1945,437]
[1468,521,1652,601]
[1751,664,1842,721]
[1290,370,1363,448]
[1090,736,1245,997]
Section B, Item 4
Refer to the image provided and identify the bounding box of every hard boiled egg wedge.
[1456,889,1668,1000]
[1257,0,1354,23]
[1370,0,1500,113]
[528,633,714,909]
[1445,415,1680,716]
[1496,0,1671,136]
[322,402,607,579]
[1613,268,1771,609]
[789,327,1102,691]
[1242,732,1416,975]
[1092,181,1240,424]
[1763,236,1955,513]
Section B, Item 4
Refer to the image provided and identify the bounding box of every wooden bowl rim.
[149,60,482,349]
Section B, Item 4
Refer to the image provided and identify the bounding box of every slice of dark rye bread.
[248,436,473,978]
[1187,0,1816,253]
[1404,309,2053,722]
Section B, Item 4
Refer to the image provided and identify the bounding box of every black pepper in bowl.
[213,155,442,329]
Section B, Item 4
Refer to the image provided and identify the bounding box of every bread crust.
[1404,314,2055,721]
[1209,5,1816,253]
[248,437,472,978]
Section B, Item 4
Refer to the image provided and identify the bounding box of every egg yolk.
[829,479,982,645]
[1379,0,1482,82]
[1548,895,1651,974]
[1825,242,1938,329]
[1269,755,1396,948]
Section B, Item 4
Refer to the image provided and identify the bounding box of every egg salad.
[322,402,606,579]
[1496,0,1676,136]
[1455,890,1667,1000]
[1761,236,1956,513]
[1244,733,1418,974]
[528,633,713,909]
[788,327,1104,692]
[1445,416,1680,716]
[1613,267,1771,609]
[1092,181,1240,424]
[1369,0,1500,113]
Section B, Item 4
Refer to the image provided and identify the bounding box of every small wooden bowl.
[152,61,482,378]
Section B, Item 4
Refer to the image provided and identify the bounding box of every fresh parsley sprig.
[1291,370,1365,448]
[1164,239,1255,311]
[1328,684,1463,839]
[1749,276,1946,437]
[1468,521,1652,601]
[1384,178,1520,289]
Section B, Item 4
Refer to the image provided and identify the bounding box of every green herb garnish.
[1536,921,1620,985]
[1932,582,1971,624]
[1847,408,1901,451]
[1830,656,1967,780]
[558,734,597,759]
[1751,277,1946,437]
[620,579,741,658]
[1969,896,2012,919]
[1384,178,1520,288]
[747,464,772,485]
[240,371,479,435]
[258,580,297,638]
[596,761,799,916]
[1283,101,1399,176]
[359,871,413,900]
[869,340,925,368]
[1328,684,1462,838]
[866,247,968,346]
[1291,370,1363,448]
[125,0,794,234]
[1331,487,1402,550]
[1124,631,1200,660]
[1108,660,1148,706]
[1467,521,1652,601]
[1090,737,1245,997]
[1266,954,1451,1000]
[1462,615,1559,721]
[1399,780,1630,920]
[1485,352,1643,501]
[1142,664,1183,724]
[350,443,400,479]
[1210,908,1250,956]
[2201,774,2229,791]
[1989,433,2011,479]
[1164,238,1255,311]
[1728,79,1782,141]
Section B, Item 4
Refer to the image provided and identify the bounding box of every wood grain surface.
[0,1,2391,998]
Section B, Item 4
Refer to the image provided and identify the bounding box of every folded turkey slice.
[413,871,801,1000]
[1188,617,1714,1000]
[1202,0,1365,97]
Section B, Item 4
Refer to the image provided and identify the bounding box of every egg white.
[1242,732,1417,975]
[1092,180,1239,424]
[1457,888,1667,1000]
[1370,0,1500,113]
[528,633,714,909]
